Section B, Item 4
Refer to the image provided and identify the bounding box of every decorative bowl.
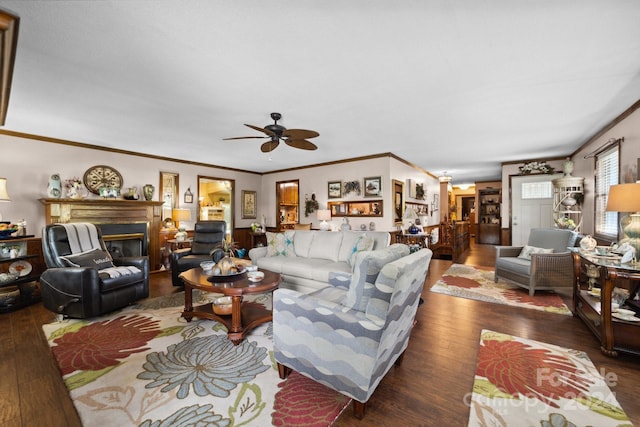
[0,285,20,306]
[0,228,18,237]
[247,271,265,282]
[212,296,233,315]
[200,261,215,273]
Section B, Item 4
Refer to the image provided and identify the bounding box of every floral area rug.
[42,291,350,427]
[430,264,571,315]
[468,330,633,427]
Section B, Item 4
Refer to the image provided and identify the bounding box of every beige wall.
[0,133,262,236]
[571,106,640,235]
[262,156,439,232]
[500,102,640,236]
[0,134,438,235]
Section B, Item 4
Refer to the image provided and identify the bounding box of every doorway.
[276,180,299,230]
[460,196,475,221]
[510,173,560,246]
[197,176,235,235]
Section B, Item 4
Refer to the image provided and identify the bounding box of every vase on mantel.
[143,184,154,201]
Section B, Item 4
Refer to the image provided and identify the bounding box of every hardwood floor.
[1,239,638,426]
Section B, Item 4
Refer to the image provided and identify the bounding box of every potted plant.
[305,193,319,217]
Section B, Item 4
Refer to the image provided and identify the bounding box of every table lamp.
[403,206,419,233]
[172,208,192,229]
[606,182,640,257]
[0,177,10,221]
[317,209,331,231]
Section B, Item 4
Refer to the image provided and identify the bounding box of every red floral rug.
[431,264,571,315]
[42,292,350,426]
[468,330,632,426]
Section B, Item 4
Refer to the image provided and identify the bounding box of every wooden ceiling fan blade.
[223,136,267,140]
[285,139,317,150]
[261,140,280,152]
[282,129,319,139]
[245,123,276,137]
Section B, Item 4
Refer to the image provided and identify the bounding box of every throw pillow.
[307,232,343,262]
[517,245,554,260]
[60,248,115,270]
[348,234,375,266]
[265,231,296,257]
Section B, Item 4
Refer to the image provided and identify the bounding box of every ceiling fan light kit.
[224,112,319,153]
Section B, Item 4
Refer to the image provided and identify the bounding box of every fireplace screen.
[96,223,148,257]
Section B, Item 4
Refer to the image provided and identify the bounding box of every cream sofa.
[248,230,391,293]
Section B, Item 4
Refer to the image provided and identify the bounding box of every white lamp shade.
[403,206,418,220]
[0,178,10,201]
[317,210,331,221]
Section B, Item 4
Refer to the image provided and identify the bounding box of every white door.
[511,174,561,246]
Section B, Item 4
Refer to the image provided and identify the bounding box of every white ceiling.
[3,1,640,184]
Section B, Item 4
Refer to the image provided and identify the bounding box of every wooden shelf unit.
[477,188,501,244]
[552,175,584,232]
[0,236,45,312]
[572,250,640,357]
[328,199,383,217]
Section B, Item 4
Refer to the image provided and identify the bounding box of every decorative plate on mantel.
[83,165,123,195]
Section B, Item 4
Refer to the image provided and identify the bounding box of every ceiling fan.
[224,112,319,152]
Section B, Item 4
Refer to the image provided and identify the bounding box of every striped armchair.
[273,245,432,419]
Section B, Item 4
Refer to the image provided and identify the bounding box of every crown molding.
[0,8,19,126]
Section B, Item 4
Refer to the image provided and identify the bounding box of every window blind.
[595,145,619,237]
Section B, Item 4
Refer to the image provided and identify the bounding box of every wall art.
[363,176,381,197]
[241,190,257,219]
[328,181,342,199]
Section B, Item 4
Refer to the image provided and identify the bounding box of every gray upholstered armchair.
[273,245,432,419]
[495,228,581,296]
[170,220,226,286]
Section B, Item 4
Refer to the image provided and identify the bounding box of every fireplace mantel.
[40,198,165,270]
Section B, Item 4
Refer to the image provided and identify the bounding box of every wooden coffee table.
[180,267,281,345]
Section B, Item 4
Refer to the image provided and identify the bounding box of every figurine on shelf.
[175,228,188,242]
[47,174,62,198]
[16,219,26,236]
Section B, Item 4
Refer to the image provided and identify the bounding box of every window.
[594,145,619,238]
[521,181,553,199]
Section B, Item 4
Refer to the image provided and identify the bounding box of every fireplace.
[97,223,148,258]
[40,198,164,270]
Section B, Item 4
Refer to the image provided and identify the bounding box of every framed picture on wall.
[393,179,404,223]
[328,181,342,199]
[242,190,257,219]
[363,176,381,197]
[184,187,193,203]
